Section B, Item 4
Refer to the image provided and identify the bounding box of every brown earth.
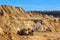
[0,5,60,40]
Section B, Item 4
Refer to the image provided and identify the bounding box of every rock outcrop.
[0,5,60,40]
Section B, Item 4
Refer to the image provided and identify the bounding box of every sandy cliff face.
[0,5,60,40]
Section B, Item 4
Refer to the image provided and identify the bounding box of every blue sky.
[0,0,60,11]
